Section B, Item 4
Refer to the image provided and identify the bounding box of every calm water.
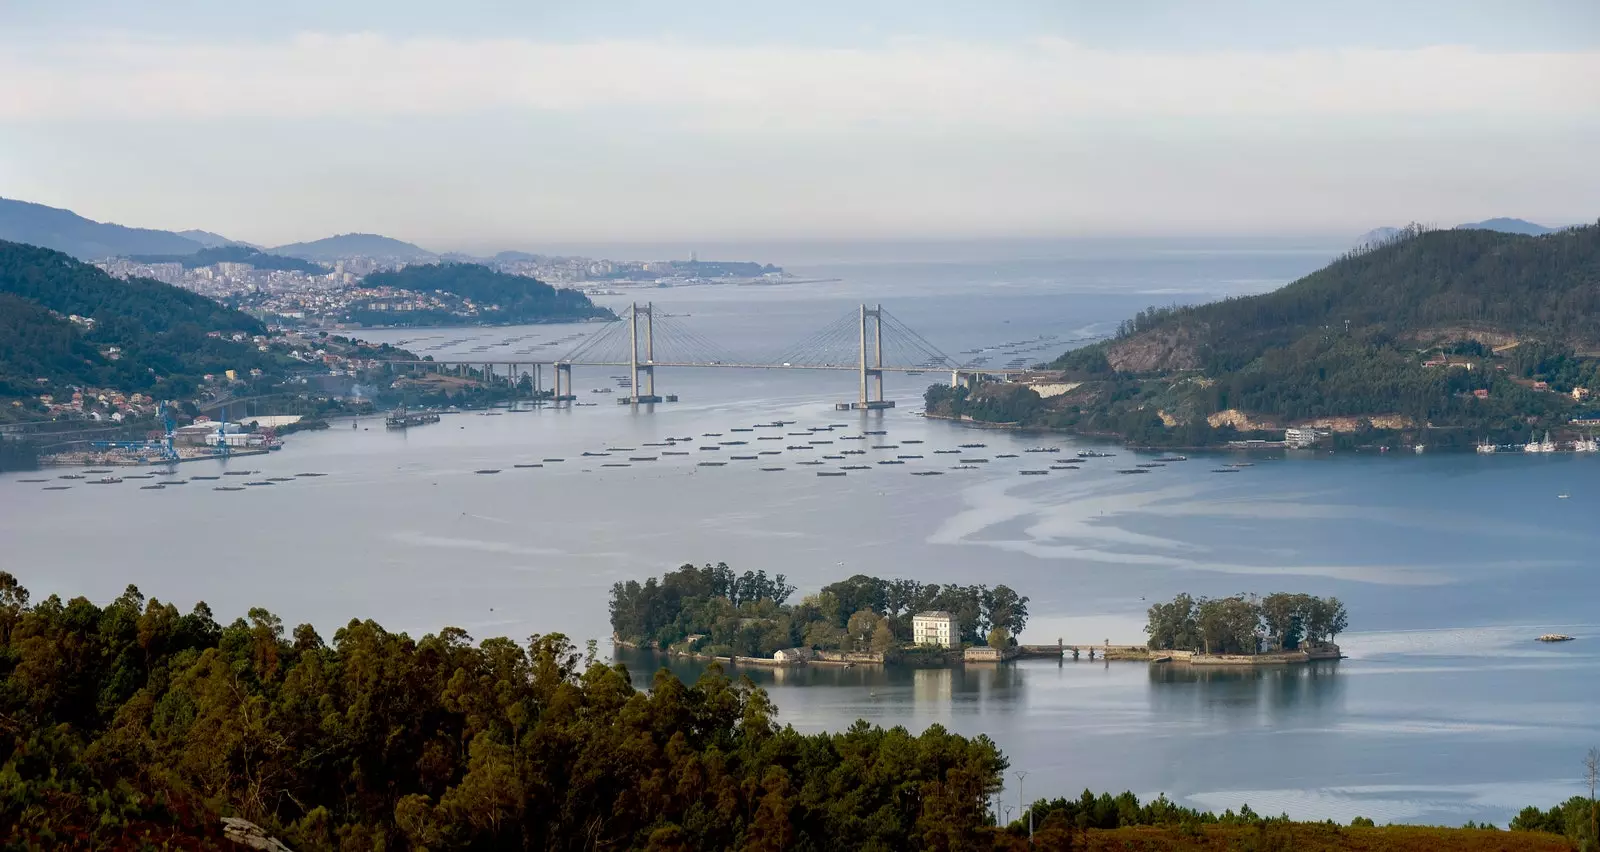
[4,244,1596,825]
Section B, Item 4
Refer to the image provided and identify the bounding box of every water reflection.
[1146,661,1347,724]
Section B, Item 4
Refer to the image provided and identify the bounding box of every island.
[1145,592,1347,664]
[609,563,1029,664]
[928,223,1600,451]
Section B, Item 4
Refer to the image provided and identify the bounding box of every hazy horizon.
[2,0,1596,250]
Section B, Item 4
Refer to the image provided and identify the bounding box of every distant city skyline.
[1,1,1596,250]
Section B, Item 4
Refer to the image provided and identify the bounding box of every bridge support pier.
[553,363,575,403]
[844,303,895,410]
[624,301,666,404]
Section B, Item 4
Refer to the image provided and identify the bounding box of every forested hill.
[357,262,614,326]
[929,224,1600,449]
[127,245,325,273]
[0,240,271,404]
[1094,223,1600,375]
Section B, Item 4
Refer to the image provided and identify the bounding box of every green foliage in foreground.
[609,564,1028,657]
[0,572,1007,849]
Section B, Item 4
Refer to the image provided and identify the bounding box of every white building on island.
[912,611,958,648]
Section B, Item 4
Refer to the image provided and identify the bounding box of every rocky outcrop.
[1294,414,1414,432]
[223,818,293,851]
[1106,327,1202,373]
[1206,409,1278,431]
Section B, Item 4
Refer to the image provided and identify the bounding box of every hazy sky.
[2,1,1597,251]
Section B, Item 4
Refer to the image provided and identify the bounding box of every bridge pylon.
[843,303,895,411]
[622,302,673,404]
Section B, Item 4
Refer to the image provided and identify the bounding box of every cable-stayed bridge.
[387,303,1033,409]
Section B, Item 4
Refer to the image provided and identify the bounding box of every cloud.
[3,34,1596,125]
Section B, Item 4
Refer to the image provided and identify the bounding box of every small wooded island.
[610,563,1029,665]
[1146,592,1347,664]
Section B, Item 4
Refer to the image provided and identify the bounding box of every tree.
[870,620,897,654]
[1586,747,1599,850]
[986,627,1010,649]
[846,609,879,651]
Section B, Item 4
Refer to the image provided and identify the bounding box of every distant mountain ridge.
[0,197,204,260]
[176,229,257,249]
[1454,217,1556,236]
[270,233,434,261]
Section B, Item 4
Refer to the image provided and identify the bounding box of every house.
[1574,388,1591,401]
[963,645,1012,662]
[1473,389,1490,400]
[772,647,815,664]
[912,611,958,648]
[1284,427,1327,449]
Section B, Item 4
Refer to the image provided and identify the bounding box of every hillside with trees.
[930,224,1600,448]
[127,245,326,273]
[0,240,275,411]
[353,262,614,326]
[0,570,1587,850]
[609,564,1029,657]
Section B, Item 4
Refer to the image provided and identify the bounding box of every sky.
[1,1,1597,252]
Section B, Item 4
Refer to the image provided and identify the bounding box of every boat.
[42,486,71,490]
[912,470,945,476]
[90,476,124,484]
[1024,447,1059,454]
[606,447,636,452]
[542,458,565,462]
[222,470,254,476]
[1135,463,1166,468]
[1116,469,1150,474]
[513,463,543,468]
[1078,450,1115,458]
[84,469,113,474]
[877,459,905,465]
[17,478,47,483]
[817,471,847,477]
[1211,469,1241,473]
[839,435,865,441]
[193,475,222,480]
[760,467,785,471]
[842,465,871,470]
[140,485,166,490]
[702,432,723,437]
[662,451,690,456]
[807,439,833,444]
[600,463,631,468]
[1557,494,1570,499]
[582,452,611,457]
[1154,455,1188,462]
[628,457,658,462]
[58,474,85,480]
[244,480,276,486]
[759,451,781,455]
[157,480,188,486]
[995,453,1018,459]
[786,445,812,451]
[697,461,726,467]
[730,455,758,460]
[720,440,749,446]
[213,486,245,491]
[1019,470,1048,475]
[267,476,295,482]
[950,465,977,470]
[1536,634,1575,642]
[797,460,825,466]
[1049,465,1077,470]
[959,458,988,464]
[871,444,899,449]
[934,449,960,454]
[474,469,501,474]
[1476,440,1496,454]
[699,446,722,451]
[865,430,887,435]
[731,428,754,432]
[902,439,924,444]
[958,443,986,449]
